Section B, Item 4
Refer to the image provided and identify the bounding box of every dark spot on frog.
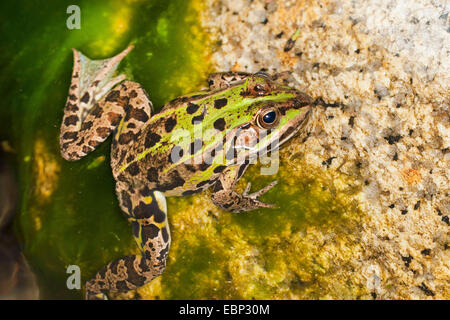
[214,98,228,109]
[161,226,169,243]
[186,102,200,114]
[214,118,226,131]
[64,115,79,126]
[68,94,77,101]
[196,180,211,188]
[80,92,90,104]
[127,123,136,129]
[118,131,135,144]
[62,131,78,140]
[126,162,139,176]
[280,125,296,142]
[128,107,149,122]
[389,204,395,208]
[80,121,93,131]
[144,132,161,148]
[355,48,360,54]
[120,191,132,213]
[158,170,186,191]
[421,249,431,256]
[133,200,166,223]
[401,255,413,267]
[90,104,103,118]
[198,162,211,171]
[147,167,159,182]
[414,201,420,210]
[442,216,449,225]
[140,186,151,197]
[124,260,146,287]
[76,137,85,146]
[401,209,408,215]
[66,103,79,112]
[371,292,377,299]
[131,221,140,238]
[213,165,226,173]
[164,117,177,133]
[105,90,121,102]
[142,224,160,239]
[393,152,398,161]
[129,90,138,98]
[88,139,99,148]
[192,113,205,124]
[276,31,284,38]
[82,145,92,154]
[182,189,201,196]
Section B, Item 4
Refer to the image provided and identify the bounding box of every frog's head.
[217,74,312,165]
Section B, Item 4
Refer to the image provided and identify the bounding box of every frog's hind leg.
[85,184,170,300]
[60,46,135,161]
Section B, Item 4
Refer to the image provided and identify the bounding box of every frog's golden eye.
[256,108,280,129]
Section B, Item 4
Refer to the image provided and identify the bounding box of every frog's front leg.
[85,184,170,300]
[60,46,139,161]
[210,165,277,213]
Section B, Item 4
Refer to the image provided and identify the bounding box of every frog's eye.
[256,108,280,129]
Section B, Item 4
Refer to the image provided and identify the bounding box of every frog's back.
[113,92,222,196]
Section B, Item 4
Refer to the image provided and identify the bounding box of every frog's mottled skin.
[59,46,312,299]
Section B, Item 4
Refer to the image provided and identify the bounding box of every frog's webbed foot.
[210,165,278,213]
[60,46,139,161]
[72,45,133,122]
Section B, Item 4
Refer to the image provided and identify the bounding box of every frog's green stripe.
[118,92,296,173]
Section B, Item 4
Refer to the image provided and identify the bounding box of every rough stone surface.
[203,0,449,299]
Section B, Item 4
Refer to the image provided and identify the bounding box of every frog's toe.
[76,45,134,103]
[246,180,278,199]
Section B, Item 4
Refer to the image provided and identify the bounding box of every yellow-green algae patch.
[130,137,368,300]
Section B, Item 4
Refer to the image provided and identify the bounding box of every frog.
[59,45,312,300]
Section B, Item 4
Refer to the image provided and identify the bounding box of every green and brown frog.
[59,45,312,299]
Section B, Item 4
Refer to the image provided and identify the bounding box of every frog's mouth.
[277,108,311,147]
